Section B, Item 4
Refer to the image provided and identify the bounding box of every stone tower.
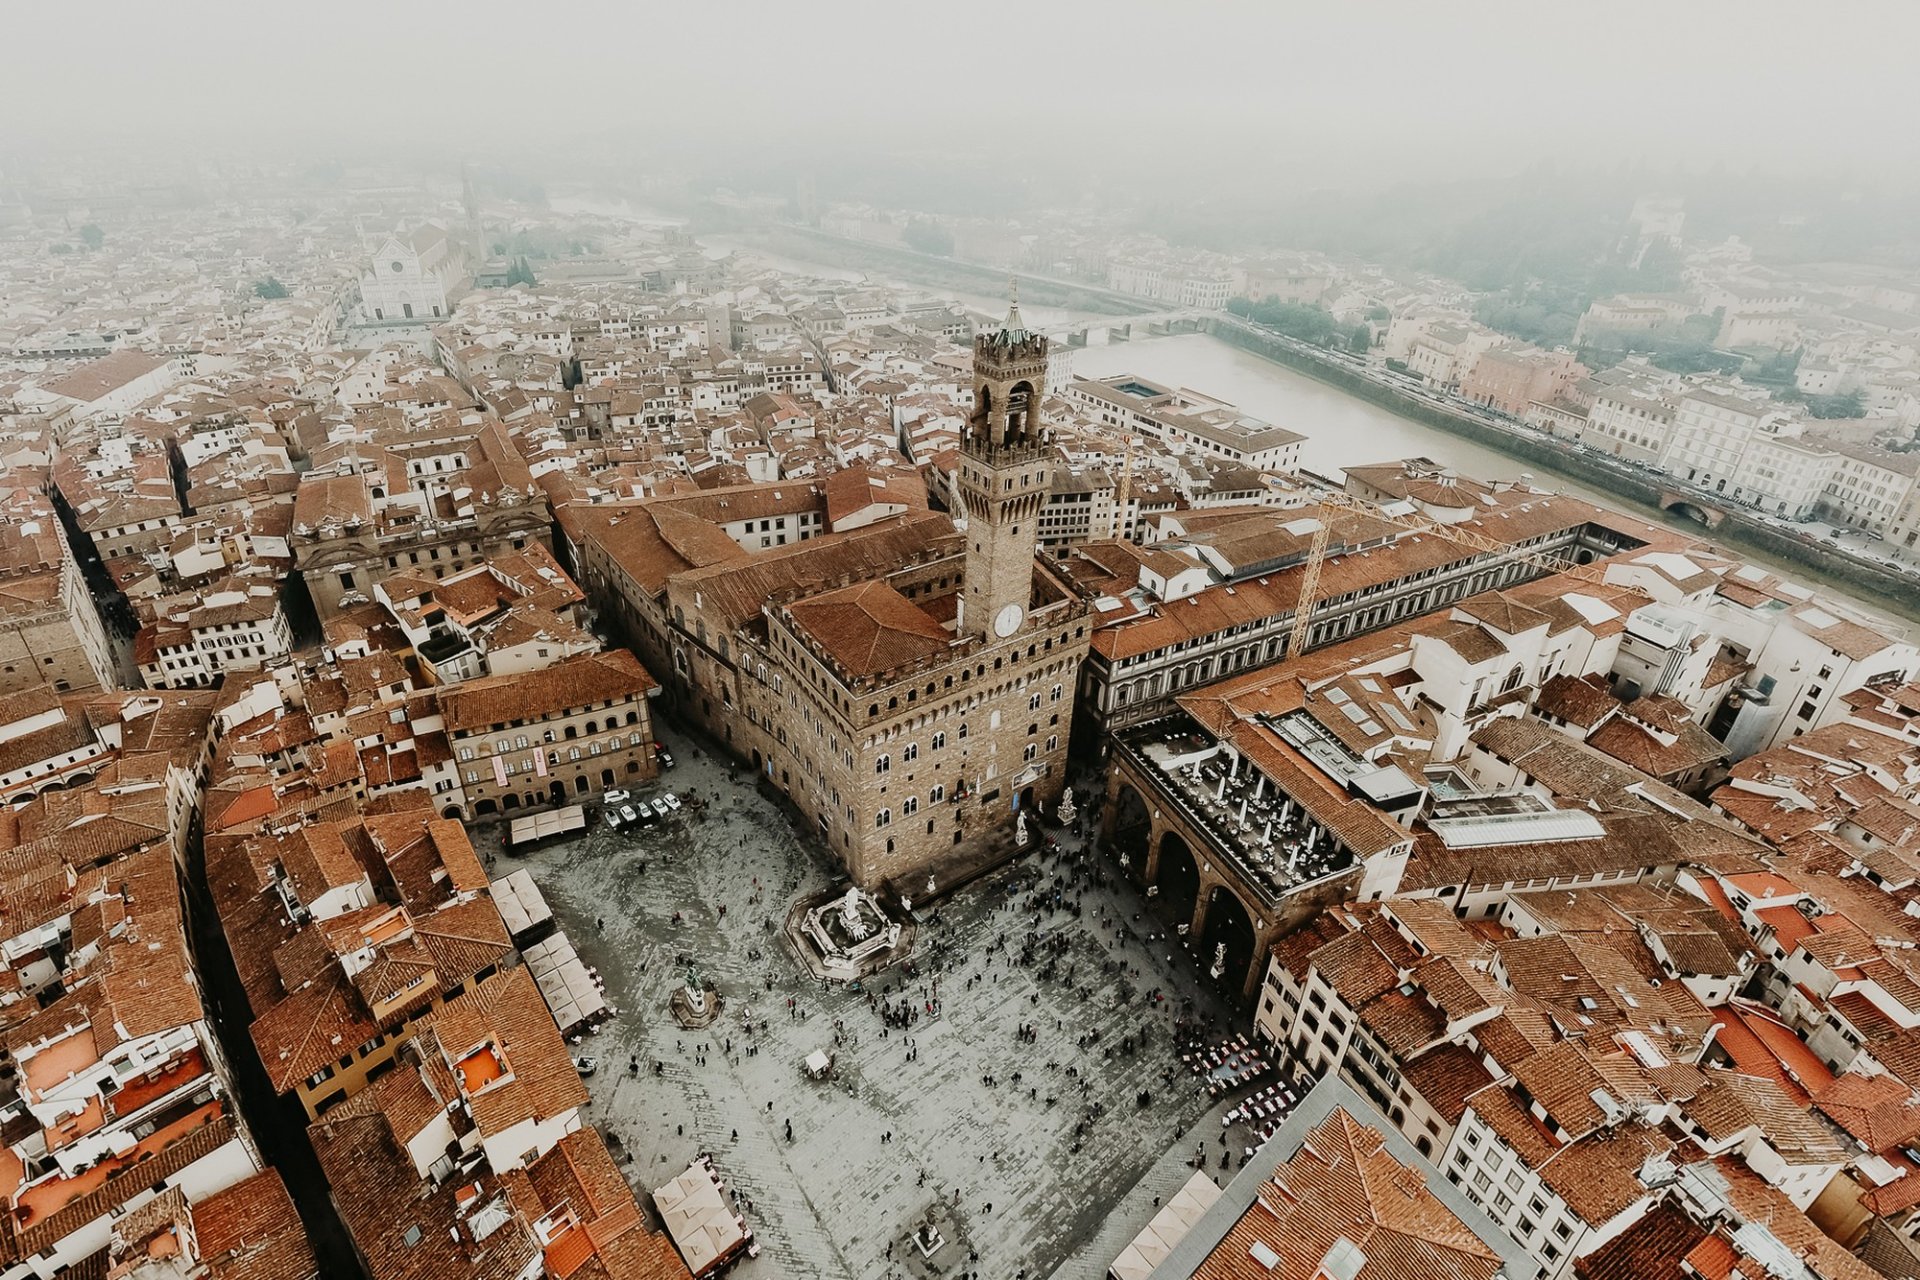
[957,286,1052,641]
[461,165,483,262]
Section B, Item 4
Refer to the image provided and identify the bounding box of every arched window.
[903,796,918,816]
[876,754,891,774]
[930,784,945,803]
[903,742,918,762]
[876,808,892,828]
[932,731,946,750]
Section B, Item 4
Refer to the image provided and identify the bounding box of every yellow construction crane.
[1286,489,1611,660]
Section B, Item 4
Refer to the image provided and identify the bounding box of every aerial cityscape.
[4,4,1920,1279]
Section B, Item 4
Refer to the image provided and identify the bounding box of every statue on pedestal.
[838,886,871,941]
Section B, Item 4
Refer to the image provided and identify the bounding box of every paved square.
[495,738,1250,1280]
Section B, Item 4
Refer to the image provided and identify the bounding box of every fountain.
[669,963,721,1029]
[798,885,902,980]
[1056,786,1077,825]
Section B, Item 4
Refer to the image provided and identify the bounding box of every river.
[1071,334,1604,491]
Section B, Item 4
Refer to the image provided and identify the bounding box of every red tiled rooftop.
[1726,872,1800,899]
[109,1047,208,1118]
[22,1030,100,1100]
[1711,1006,1833,1103]
[1753,904,1814,956]
[15,1099,223,1227]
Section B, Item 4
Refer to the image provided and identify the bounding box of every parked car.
[654,741,676,769]
[632,800,659,825]
[574,1056,598,1078]
[603,808,624,832]
[603,788,631,808]
[618,804,642,829]
[656,791,682,814]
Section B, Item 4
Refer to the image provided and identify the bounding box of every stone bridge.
[1046,311,1211,347]
[1657,490,1728,528]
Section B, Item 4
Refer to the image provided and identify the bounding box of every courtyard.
[495,730,1270,1280]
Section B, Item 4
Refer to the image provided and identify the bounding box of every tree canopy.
[253,276,289,299]
[1228,297,1340,345]
[78,224,104,250]
[902,218,954,256]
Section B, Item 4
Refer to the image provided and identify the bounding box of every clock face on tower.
[993,604,1024,638]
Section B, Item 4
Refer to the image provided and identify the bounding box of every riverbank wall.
[1202,317,1920,620]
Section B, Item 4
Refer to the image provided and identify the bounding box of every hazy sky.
[5,0,1916,187]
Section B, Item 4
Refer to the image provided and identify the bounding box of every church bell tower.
[957,286,1052,642]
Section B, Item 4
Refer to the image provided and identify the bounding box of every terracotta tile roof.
[1534,673,1619,729]
[191,1168,320,1280]
[437,649,656,735]
[15,1113,240,1262]
[1308,930,1402,1007]
[1469,1009,1559,1073]
[1812,1071,1920,1153]
[1703,1155,1882,1280]
[1400,1043,1495,1125]
[786,579,952,678]
[1707,1003,1834,1103]
[1587,713,1728,781]
[40,349,171,404]
[429,966,588,1142]
[1467,1083,1564,1178]
[1683,1068,1848,1166]
[1468,715,1736,831]
[1573,1199,1705,1280]
[518,1130,691,1280]
[1192,1108,1502,1280]
[671,509,959,637]
[313,1111,540,1280]
[1402,811,1680,899]
[1537,1120,1672,1226]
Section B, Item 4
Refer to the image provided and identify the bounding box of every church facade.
[357,222,466,324]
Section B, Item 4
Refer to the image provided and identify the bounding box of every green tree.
[1366,304,1391,324]
[507,257,536,287]
[1807,390,1865,419]
[253,276,290,300]
[78,224,104,250]
[1240,298,1338,344]
[1347,323,1372,352]
[902,218,954,256]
